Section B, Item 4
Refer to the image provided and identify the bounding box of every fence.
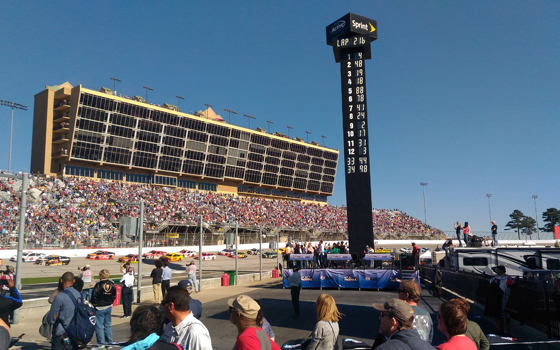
[441,231,556,241]
[421,266,560,339]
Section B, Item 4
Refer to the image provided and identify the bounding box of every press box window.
[126,173,151,184]
[64,165,94,178]
[98,169,124,181]
[462,257,488,266]
[178,180,196,189]
[153,175,177,187]
[198,182,217,192]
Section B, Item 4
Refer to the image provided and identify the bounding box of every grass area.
[21,275,123,285]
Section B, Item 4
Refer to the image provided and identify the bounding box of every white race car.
[195,252,216,260]
[10,251,47,262]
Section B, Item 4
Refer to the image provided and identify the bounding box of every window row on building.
[237,186,327,202]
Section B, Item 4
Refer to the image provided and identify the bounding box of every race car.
[246,248,261,255]
[142,250,167,259]
[218,249,235,256]
[161,253,184,262]
[117,254,145,263]
[35,255,71,266]
[228,252,247,259]
[261,251,278,259]
[86,250,116,260]
[195,252,216,260]
[178,250,197,258]
[10,251,46,262]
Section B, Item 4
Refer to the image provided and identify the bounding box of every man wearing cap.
[160,286,212,350]
[372,298,435,350]
[178,280,202,319]
[228,295,280,350]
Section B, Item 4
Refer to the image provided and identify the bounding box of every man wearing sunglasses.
[160,286,212,350]
[228,295,280,350]
[372,298,435,350]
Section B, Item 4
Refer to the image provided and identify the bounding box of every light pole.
[243,114,256,129]
[1,100,28,173]
[143,86,153,102]
[266,120,274,133]
[533,195,540,240]
[0,173,28,324]
[235,223,239,285]
[259,227,262,281]
[287,126,293,138]
[420,182,428,224]
[204,103,213,119]
[305,131,311,143]
[321,135,327,147]
[110,199,144,302]
[110,77,121,95]
[486,194,492,222]
[176,95,185,111]
[224,109,237,124]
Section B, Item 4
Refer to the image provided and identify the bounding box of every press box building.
[31,82,339,202]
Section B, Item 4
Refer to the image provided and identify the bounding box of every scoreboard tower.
[326,13,378,254]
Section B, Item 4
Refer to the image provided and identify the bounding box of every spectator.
[91,269,117,350]
[483,266,513,335]
[288,267,301,317]
[0,278,22,327]
[48,280,65,304]
[372,298,434,350]
[453,222,463,247]
[398,281,433,343]
[177,280,202,319]
[151,260,163,304]
[187,261,199,293]
[161,261,172,296]
[436,300,476,350]
[228,295,280,350]
[463,222,471,247]
[78,265,94,301]
[255,300,275,341]
[306,294,340,350]
[47,272,81,350]
[491,221,498,247]
[442,239,453,260]
[121,267,135,318]
[411,243,420,269]
[122,304,163,350]
[160,286,212,350]
[0,318,9,350]
[449,299,489,350]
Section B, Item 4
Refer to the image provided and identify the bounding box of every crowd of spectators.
[0,175,443,248]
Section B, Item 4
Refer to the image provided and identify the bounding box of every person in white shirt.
[288,267,301,317]
[187,261,199,293]
[79,264,94,301]
[120,267,134,318]
[160,286,213,350]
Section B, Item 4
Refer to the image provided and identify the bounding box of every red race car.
[142,250,167,259]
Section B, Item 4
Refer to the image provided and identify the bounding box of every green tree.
[542,208,560,232]
[521,216,537,237]
[505,209,525,240]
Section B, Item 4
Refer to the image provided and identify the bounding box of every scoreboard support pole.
[327,13,378,255]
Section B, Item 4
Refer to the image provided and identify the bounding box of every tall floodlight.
[244,114,256,129]
[305,131,311,143]
[420,182,428,224]
[533,195,540,240]
[321,135,327,146]
[110,77,121,95]
[287,126,293,138]
[327,13,378,253]
[224,109,237,124]
[143,86,153,102]
[204,103,213,119]
[176,95,185,111]
[486,194,492,222]
[266,120,274,133]
[1,100,28,173]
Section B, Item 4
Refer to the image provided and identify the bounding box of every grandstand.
[31,82,338,203]
[0,175,445,250]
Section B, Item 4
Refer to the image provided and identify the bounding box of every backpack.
[62,289,97,348]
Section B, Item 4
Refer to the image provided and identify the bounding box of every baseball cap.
[178,280,193,292]
[227,295,260,320]
[372,298,414,324]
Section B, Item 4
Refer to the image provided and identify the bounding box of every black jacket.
[376,329,435,350]
[0,287,23,326]
[91,280,117,308]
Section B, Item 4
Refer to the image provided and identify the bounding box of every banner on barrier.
[289,254,314,260]
[283,269,403,289]
[327,254,352,261]
[364,253,391,261]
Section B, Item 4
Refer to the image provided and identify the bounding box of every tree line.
[505,208,560,239]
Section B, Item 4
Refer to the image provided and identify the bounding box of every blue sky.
[0,1,558,234]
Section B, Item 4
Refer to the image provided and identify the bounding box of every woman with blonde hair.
[306,294,341,350]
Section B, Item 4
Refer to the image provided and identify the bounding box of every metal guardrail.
[421,266,560,339]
